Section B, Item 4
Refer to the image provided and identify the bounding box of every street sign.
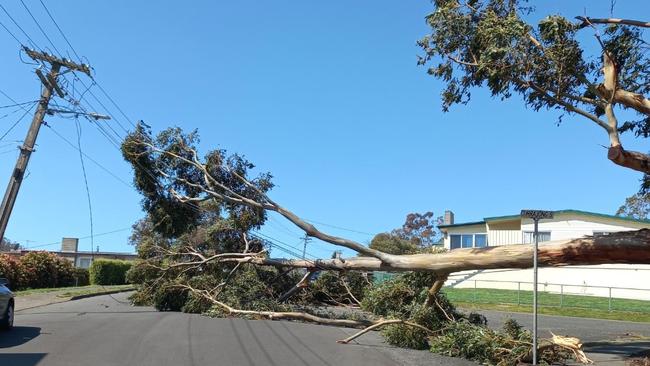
[520,209,554,365]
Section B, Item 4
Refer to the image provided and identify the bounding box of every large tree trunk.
[231,230,650,273]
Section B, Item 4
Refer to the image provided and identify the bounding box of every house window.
[78,258,92,269]
[474,234,487,248]
[522,231,551,243]
[450,234,488,249]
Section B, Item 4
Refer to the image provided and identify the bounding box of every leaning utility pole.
[0,47,91,241]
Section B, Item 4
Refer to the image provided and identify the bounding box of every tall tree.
[417,0,650,174]
[392,211,442,248]
[617,192,650,219]
[369,233,418,255]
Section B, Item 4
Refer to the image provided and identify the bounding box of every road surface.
[478,309,650,365]
[1,292,475,366]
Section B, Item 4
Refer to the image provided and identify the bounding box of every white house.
[438,210,650,300]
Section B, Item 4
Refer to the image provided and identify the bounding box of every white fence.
[444,279,650,313]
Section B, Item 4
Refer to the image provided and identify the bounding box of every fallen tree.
[120,125,650,364]
[219,229,650,273]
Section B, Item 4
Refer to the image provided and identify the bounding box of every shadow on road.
[584,341,650,356]
[0,353,46,366]
[0,326,42,348]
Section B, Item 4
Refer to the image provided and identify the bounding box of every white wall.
[520,214,645,242]
[488,230,521,246]
[447,265,650,300]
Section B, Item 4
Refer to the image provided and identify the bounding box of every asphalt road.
[478,309,650,365]
[1,293,476,366]
[478,309,650,343]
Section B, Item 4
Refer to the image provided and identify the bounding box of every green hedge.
[89,259,132,285]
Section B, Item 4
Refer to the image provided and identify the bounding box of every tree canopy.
[617,192,650,219]
[369,211,443,254]
[418,0,650,174]
[0,237,20,252]
[369,233,418,255]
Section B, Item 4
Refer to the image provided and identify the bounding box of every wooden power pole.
[0,47,92,242]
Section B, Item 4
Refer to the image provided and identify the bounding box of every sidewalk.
[14,285,134,311]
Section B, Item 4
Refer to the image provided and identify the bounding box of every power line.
[0,105,31,122]
[0,88,29,109]
[252,231,321,260]
[69,74,130,135]
[93,80,138,130]
[267,216,303,238]
[0,147,19,156]
[304,218,373,236]
[19,0,62,57]
[44,123,132,188]
[0,102,37,142]
[0,100,38,109]
[0,18,23,45]
[0,4,40,49]
[38,0,81,62]
[28,227,132,249]
[75,118,95,255]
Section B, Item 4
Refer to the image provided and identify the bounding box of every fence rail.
[443,279,650,313]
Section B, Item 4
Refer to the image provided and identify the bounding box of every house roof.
[19,249,137,257]
[438,209,650,229]
[438,220,486,229]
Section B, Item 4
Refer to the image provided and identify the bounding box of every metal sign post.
[521,210,553,365]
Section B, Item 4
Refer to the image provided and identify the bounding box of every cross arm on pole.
[23,47,91,76]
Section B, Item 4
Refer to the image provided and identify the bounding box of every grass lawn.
[443,287,650,322]
[15,284,134,298]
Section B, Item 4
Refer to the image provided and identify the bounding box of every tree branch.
[178,284,373,328]
[521,79,611,131]
[576,16,650,29]
[336,319,435,344]
[141,139,397,264]
[424,274,449,307]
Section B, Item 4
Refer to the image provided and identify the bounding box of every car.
[0,278,14,330]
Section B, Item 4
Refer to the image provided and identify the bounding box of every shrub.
[55,258,76,287]
[20,251,75,288]
[72,268,90,286]
[89,259,132,285]
[0,254,26,290]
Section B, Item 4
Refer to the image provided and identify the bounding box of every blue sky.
[0,1,646,258]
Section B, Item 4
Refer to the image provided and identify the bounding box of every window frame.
[449,233,488,249]
[522,231,552,243]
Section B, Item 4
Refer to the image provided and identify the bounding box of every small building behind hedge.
[5,237,136,269]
